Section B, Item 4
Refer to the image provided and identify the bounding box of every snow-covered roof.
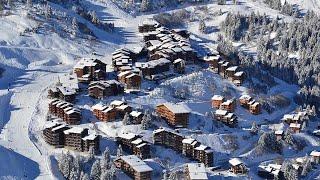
[289,123,301,129]
[120,155,153,173]
[221,100,234,106]
[229,158,244,166]
[195,145,208,151]
[126,73,139,79]
[173,58,183,64]
[64,127,86,135]
[65,108,81,115]
[310,151,320,157]
[74,58,98,69]
[110,100,125,106]
[58,86,76,96]
[161,102,191,114]
[283,114,295,120]
[146,58,171,68]
[239,94,252,101]
[92,103,107,111]
[226,66,238,72]
[44,121,61,129]
[203,55,220,62]
[102,106,114,113]
[211,95,224,101]
[52,124,68,132]
[116,105,130,110]
[82,134,98,141]
[136,143,147,148]
[215,109,228,116]
[234,71,244,76]
[187,163,208,180]
[118,132,137,140]
[225,113,235,119]
[131,138,143,145]
[182,138,195,144]
[118,71,132,78]
[130,111,142,117]
[274,130,284,135]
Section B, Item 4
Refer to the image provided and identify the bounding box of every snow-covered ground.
[0,0,319,179]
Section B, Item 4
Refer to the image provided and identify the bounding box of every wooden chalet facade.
[88,80,124,99]
[141,58,171,78]
[153,128,184,152]
[229,158,247,174]
[310,151,320,164]
[173,58,185,74]
[214,110,238,127]
[118,71,142,90]
[43,122,69,147]
[117,133,150,159]
[204,55,219,73]
[74,58,106,83]
[211,95,225,109]
[49,86,76,103]
[114,155,153,180]
[156,103,190,128]
[82,134,100,154]
[64,127,89,152]
[48,99,81,125]
[239,95,261,115]
[220,99,236,112]
[138,21,159,33]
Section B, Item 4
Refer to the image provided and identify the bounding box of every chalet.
[182,138,199,158]
[138,20,159,33]
[130,111,144,124]
[258,163,283,179]
[64,127,89,152]
[220,99,236,112]
[156,103,191,127]
[114,155,153,180]
[48,87,59,99]
[63,107,81,125]
[233,71,245,86]
[274,130,284,141]
[132,138,151,159]
[88,80,124,99]
[171,29,190,39]
[249,101,261,115]
[310,151,320,164]
[141,58,171,78]
[116,104,133,118]
[214,110,238,127]
[143,31,158,41]
[282,111,309,125]
[43,121,69,147]
[239,95,252,108]
[211,95,225,109]
[203,55,219,73]
[229,158,247,174]
[117,133,140,151]
[219,61,230,78]
[194,145,214,167]
[74,58,106,83]
[153,128,184,152]
[92,103,117,122]
[125,73,142,90]
[225,66,238,80]
[173,58,185,74]
[185,163,208,180]
[57,86,77,103]
[82,134,100,154]
[289,123,301,133]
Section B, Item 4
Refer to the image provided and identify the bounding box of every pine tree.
[90,159,102,180]
[91,11,99,25]
[141,110,151,130]
[88,146,95,161]
[199,19,206,33]
[140,0,150,12]
[301,157,312,176]
[122,112,131,125]
[80,171,90,180]
[117,144,123,158]
[72,17,78,32]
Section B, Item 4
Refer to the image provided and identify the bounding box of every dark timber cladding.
[43,122,69,147]
[114,155,153,180]
[116,133,150,159]
[156,102,190,127]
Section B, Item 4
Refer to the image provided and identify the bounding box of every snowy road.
[0,70,59,179]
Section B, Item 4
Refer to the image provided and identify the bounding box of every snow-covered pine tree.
[116,144,123,158]
[122,112,131,125]
[141,110,152,130]
[250,121,259,134]
[198,19,206,33]
[301,156,312,176]
[88,146,95,161]
[27,0,32,8]
[140,0,150,12]
[90,159,102,180]
[91,11,99,25]
[80,171,90,180]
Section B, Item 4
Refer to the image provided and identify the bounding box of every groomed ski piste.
[0,0,320,179]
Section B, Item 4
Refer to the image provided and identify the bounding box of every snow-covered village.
[0,0,320,179]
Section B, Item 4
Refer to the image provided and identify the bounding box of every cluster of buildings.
[211,95,238,127]
[116,133,150,159]
[92,100,143,123]
[48,99,81,125]
[185,163,208,180]
[281,109,312,133]
[43,121,100,154]
[239,95,261,115]
[89,80,124,99]
[73,58,106,83]
[48,74,79,103]
[258,150,320,179]
[204,54,245,86]
[153,127,214,167]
